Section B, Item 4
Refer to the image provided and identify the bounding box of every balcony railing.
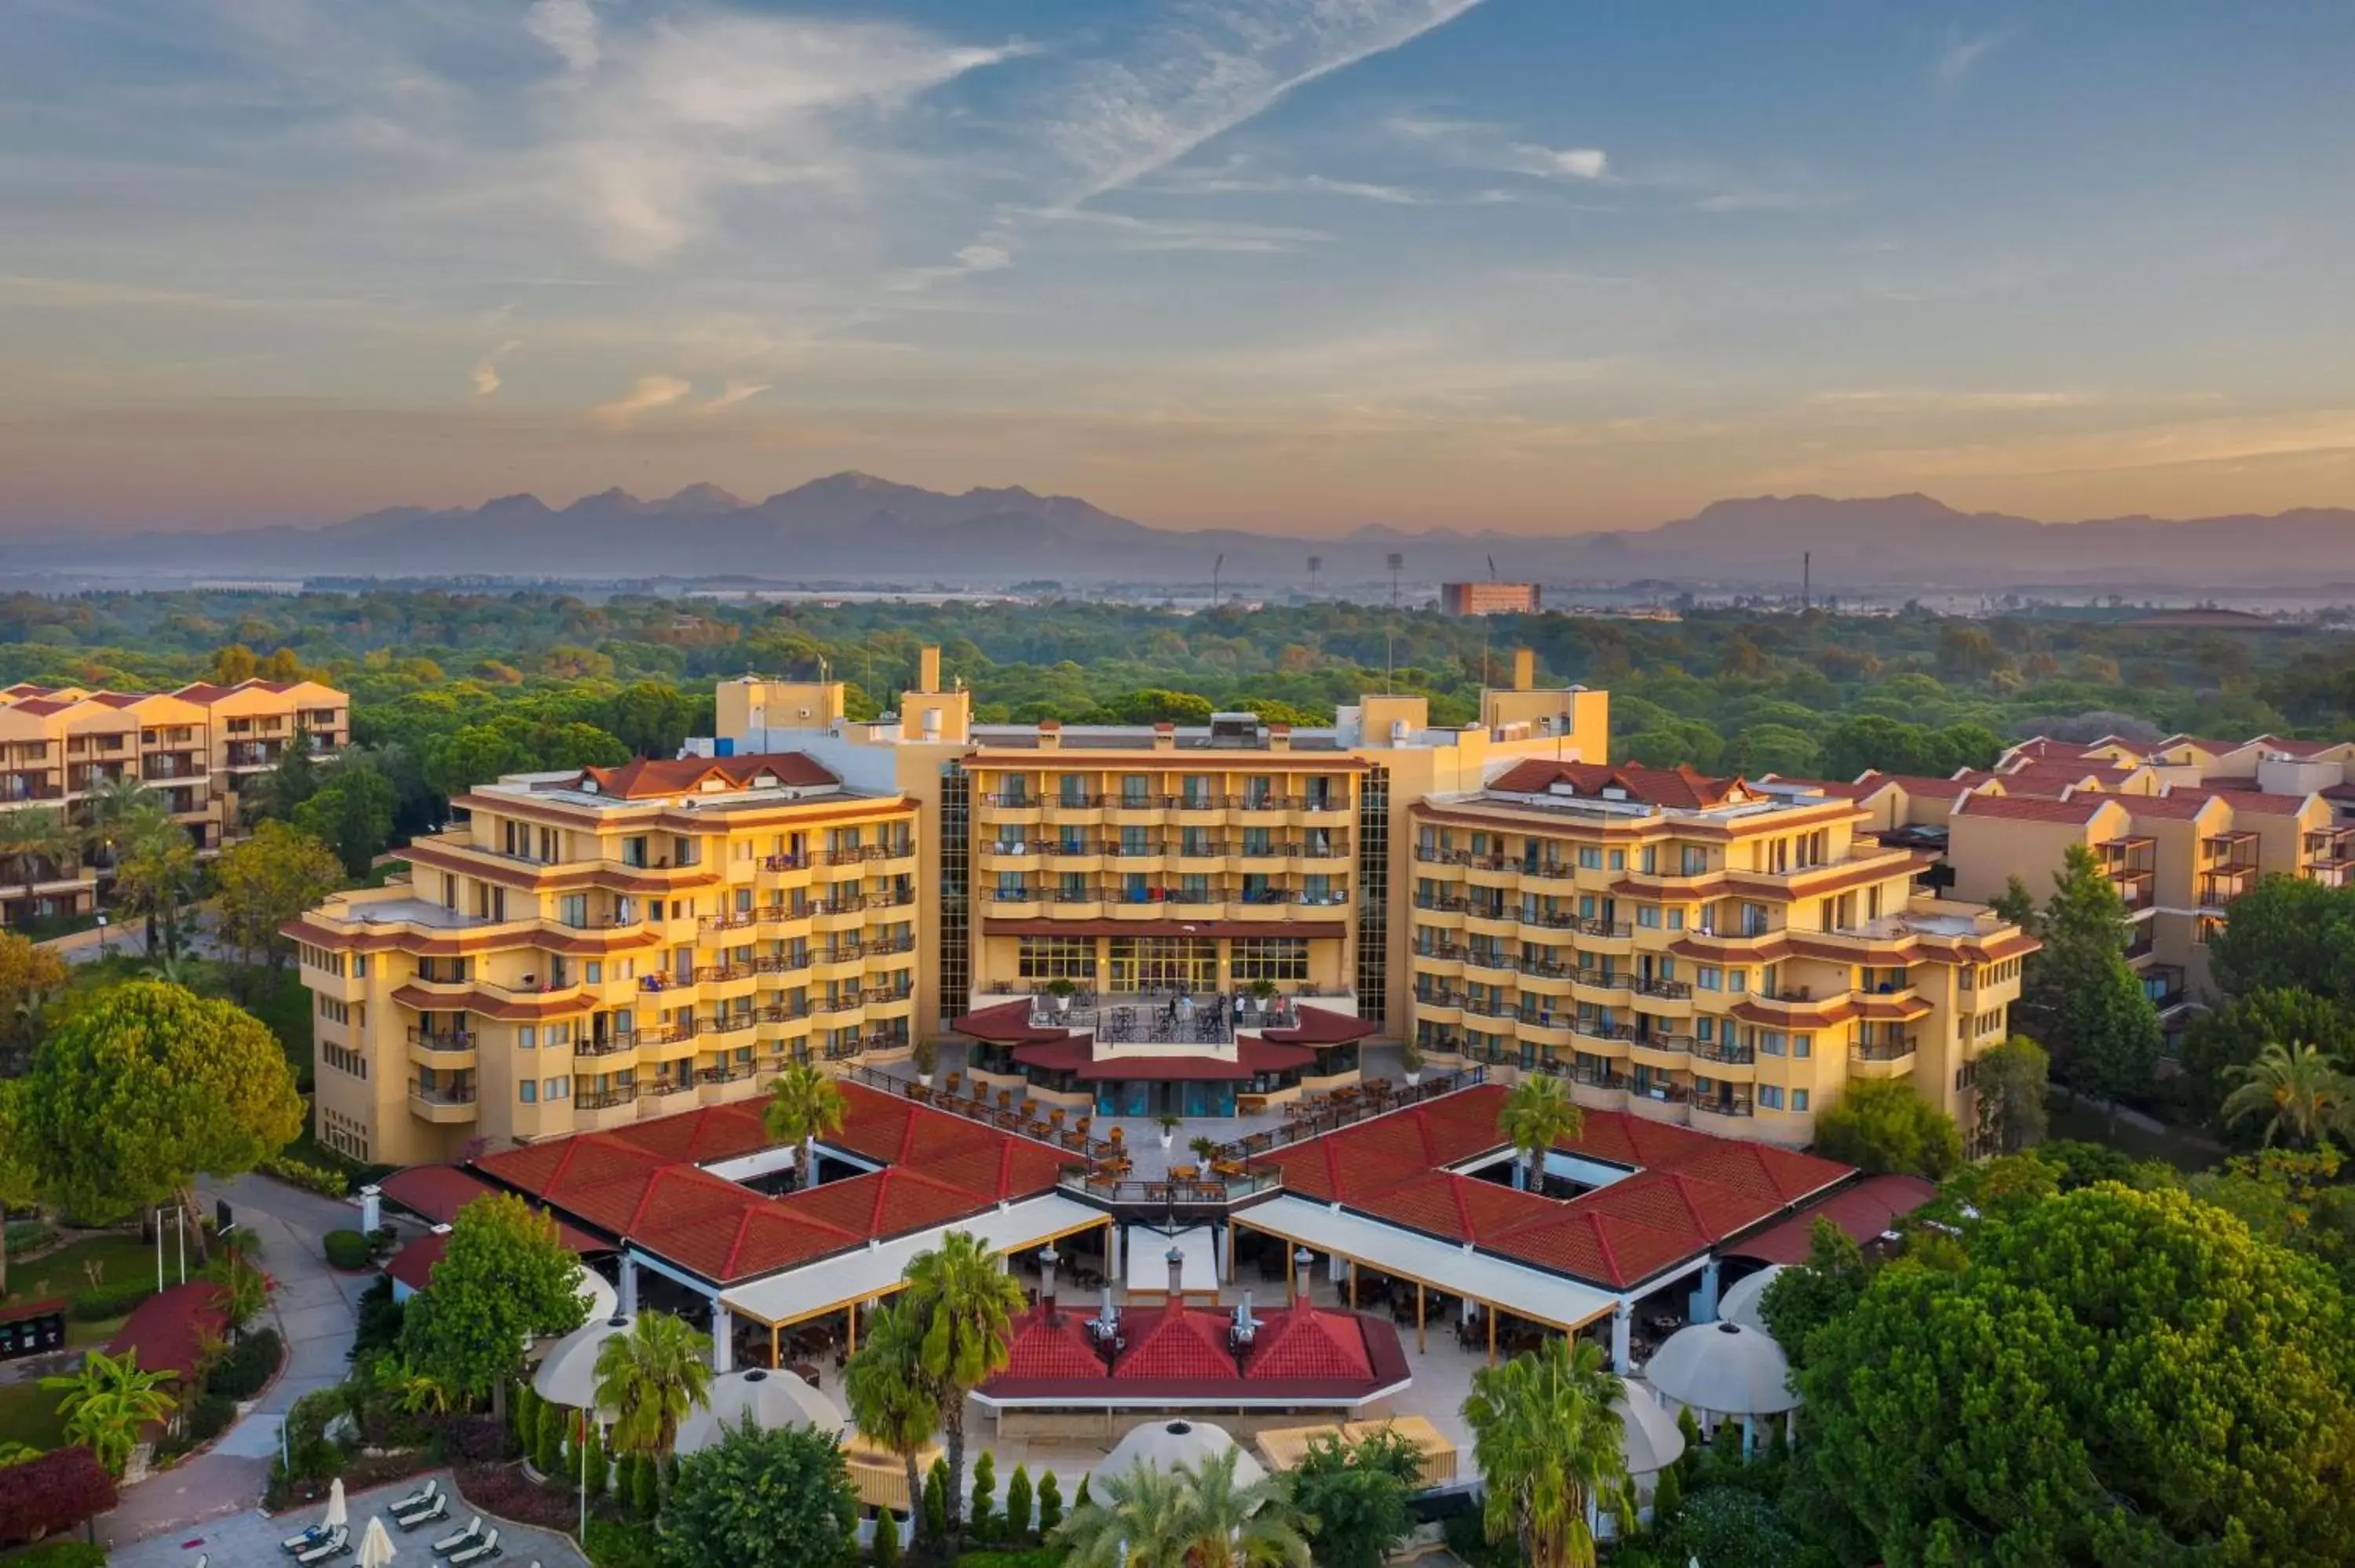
[409,1081,477,1106]
[1691,1037,1754,1065]
[405,1026,474,1050]
[695,1062,757,1084]
[576,1034,634,1058]
[1693,1096,1754,1118]
[575,1085,638,1109]
[1849,1034,1919,1063]
[1633,976,1693,999]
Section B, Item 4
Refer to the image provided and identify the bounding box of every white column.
[619,1256,639,1318]
[1610,1302,1633,1373]
[710,1297,733,1373]
[358,1186,382,1233]
[1108,1224,1124,1281]
[1741,1415,1756,1457]
[1328,1251,1347,1284]
[1696,1260,1721,1323]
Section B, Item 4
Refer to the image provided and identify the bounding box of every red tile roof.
[1488,759,1753,810]
[2122,793,2225,820]
[577,753,840,800]
[387,1231,448,1293]
[1009,1036,1317,1081]
[1112,1307,1242,1382]
[106,1282,231,1381]
[1260,1005,1379,1046]
[1244,1307,1372,1381]
[1952,793,2113,825]
[1723,1173,1937,1264]
[950,999,1069,1045]
[1001,1308,1112,1380]
[2203,789,2317,815]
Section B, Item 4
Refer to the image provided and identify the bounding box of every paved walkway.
[106,1470,590,1568]
[97,1172,372,1549]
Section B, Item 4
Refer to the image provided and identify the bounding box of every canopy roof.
[1644,1320,1798,1417]
[1097,1418,1266,1489]
[1615,1387,1689,1475]
[1715,1264,1787,1333]
[676,1366,845,1452]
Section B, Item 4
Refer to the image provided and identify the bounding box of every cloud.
[699,377,772,414]
[1145,161,1430,204]
[1934,28,2014,89]
[525,0,600,78]
[1025,208,1329,253]
[954,242,1013,272]
[1528,146,1608,181]
[591,373,693,427]
[471,337,523,398]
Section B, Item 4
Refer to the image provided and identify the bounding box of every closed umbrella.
[323,1477,348,1531]
[356,1515,397,1568]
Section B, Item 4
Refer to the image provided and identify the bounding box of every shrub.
[513,1381,540,1447]
[68,1280,155,1322]
[1035,1469,1061,1535]
[2,1220,58,1256]
[352,1274,404,1355]
[186,1391,238,1444]
[533,1401,565,1476]
[443,1414,515,1464]
[970,1448,997,1540]
[258,1154,349,1198]
[5,1543,108,1568]
[629,1449,659,1518]
[1649,1457,1683,1526]
[0,1446,117,1546]
[922,1460,947,1542]
[323,1229,372,1270]
[206,1327,283,1400]
[871,1510,901,1566]
[1003,1461,1032,1542]
[583,1517,665,1568]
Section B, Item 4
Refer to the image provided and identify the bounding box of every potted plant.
[913,1037,937,1088]
[1400,1038,1425,1089]
[1188,1135,1221,1166]
[1156,1113,1182,1151]
[1247,977,1277,1015]
[1046,977,1077,1016]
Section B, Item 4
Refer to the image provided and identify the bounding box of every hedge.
[206,1327,283,1400]
[68,1280,155,1322]
[185,1391,238,1444]
[2,1542,108,1568]
[257,1154,350,1198]
[323,1230,372,1271]
[0,1447,116,1547]
[1,1220,58,1256]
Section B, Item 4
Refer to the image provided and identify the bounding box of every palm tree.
[593,1311,714,1472]
[1055,1450,1310,1568]
[377,1355,456,1417]
[1461,1336,1628,1568]
[842,1300,939,1527]
[763,1061,848,1191]
[83,775,162,866]
[902,1228,1026,1533]
[0,807,78,892]
[1499,1072,1583,1196]
[2221,1040,2354,1148]
[42,1347,177,1477]
[111,804,195,963]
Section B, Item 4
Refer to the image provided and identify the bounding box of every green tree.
[292,763,399,877]
[662,1416,859,1568]
[969,1446,997,1540]
[1055,1446,1310,1568]
[1035,1468,1063,1534]
[762,1062,847,1192]
[243,735,323,823]
[2182,988,2355,1129]
[901,1230,1025,1533]
[212,821,344,972]
[1973,1034,2050,1154]
[0,929,68,1075]
[2026,843,2162,1118]
[2221,1041,2355,1149]
[593,1307,714,1468]
[1290,1428,1422,1568]
[1002,1460,1033,1541]
[108,804,196,962]
[1498,1071,1582,1196]
[399,1193,588,1415]
[1756,1219,1869,1371]
[421,724,536,801]
[842,1301,939,1537]
[0,1080,45,1296]
[24,982,302,1261]
[604,682,698,757]
[42,1347,177,1477]
[545,721,632,771]
[1820,715,1951,780]
[1462,1335,1628,1568]
[1800,1183,2355,1566]
[921,1459,947,1543]
[1811,1079,1962,1179]
[0,807,78,899]
[1989,873,2037,932]
[2207,875,2355,1003]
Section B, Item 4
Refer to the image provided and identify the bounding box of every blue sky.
[4,0,2353,534]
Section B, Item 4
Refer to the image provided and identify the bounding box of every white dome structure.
[1714,1265,1787,1335]
[1613,1387,1687,1477]
[533,1312,633,1409]
[676,1367,847,1453]
[576,1264,618,1322]
[1095,1418,1266,1490]
[1642,1320,1798,1419]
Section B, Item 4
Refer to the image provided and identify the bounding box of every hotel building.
[289,645,2037,1160]
[0,677,349,928]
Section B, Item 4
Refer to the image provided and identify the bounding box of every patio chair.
[447,1527,502,1565]
[432,1516,486,1557]
[388,1478,439,1515]
[396,1493,449,1530]
[295,1527,349,1564]
[282,1524,330,1554]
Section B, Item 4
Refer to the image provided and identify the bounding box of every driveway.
[97,1172,374,1548]
[105,1470,590,1568]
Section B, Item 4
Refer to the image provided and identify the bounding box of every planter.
[1403,1069,1423,1088]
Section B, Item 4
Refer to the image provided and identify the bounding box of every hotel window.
[1637,906,1662,928]
[1017,937,1097,982]
[1792,1088,1810,1111]
[560,894,588,928]
[544,1078,570,1100]
[1182,827,1214,856]
[1696,966,1722,990]
[1120,826,1151,856]
[1231,938,1309,983]
[1681,845,1709,875]
[1121,775,1151,806]
[1667,909,1686,930]
[518,1026,538,1049]
[1758,1085,1784,1110]
[1608,849,1626,870]
[1303,874,1333,904]
[1760,1030,1787,1056]
[1242,826,1273,857]
[520,1081,538,1103]
[1728,968,1747,992]
[316,996,351,1026]
[1577,846,1603,870]
[1182,775,1213,808]
[995,872,1028,900]
[1179,874,1210,903]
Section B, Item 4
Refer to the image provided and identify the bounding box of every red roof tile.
[1260,1005,1378,1046]
[951,999,1069,1045]
[1724,1173,1937,1264]
[577,753,838,800]
[1112,1307,1239,1381]
[105,1282,231,1381]
[1002,1308,1112,1380]
[1244,1307,1372,1380]
[1488,759,1753,810]
[387,1231,448,1293]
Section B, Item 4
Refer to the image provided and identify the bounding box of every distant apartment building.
[287,754,919,1165]
[1440,582,1542,616]
[1403,762,2031,1149]
[0,677,348,928]
[1800,732,2355,1026]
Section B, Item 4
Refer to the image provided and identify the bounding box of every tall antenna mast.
[1802,551,1812,613]
[1386,552,1404,695]
[1305,555,1321,601]
[1212,552,1224,611]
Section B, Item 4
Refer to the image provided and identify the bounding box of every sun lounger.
[295,1526,349,1564]
[447,1527,502,1565]
[282,1524,329,1554]
[388,1477,439,1515]
[432,1516,485,1556]
[396,1493,449,1530]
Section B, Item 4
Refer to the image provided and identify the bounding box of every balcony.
[1632,976,1693,1000]
[695,1061,758,1085]
[1692,1094,1755,1121]
[576,1034,637,1058]
[761,852,811,873]
[2198,863,2259,910]
[575,1085,638,1110]
[1849,1033,1919,1076]
[407,1081,479,1123]
[2140,964,2188,1012]
[2106,868,2155,908]
[405,1026,475,1050]
[1691,1037,1754,1066]
[140,757,206,782]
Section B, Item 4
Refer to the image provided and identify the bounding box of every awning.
[1722,1173,1936,1265]
[719,1193,1108,1327]
[1010,1037,1317,1081]
[1234,1195,1622,1333]
[984,918,1348,940]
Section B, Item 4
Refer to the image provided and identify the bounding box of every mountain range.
[9,473,2355,593]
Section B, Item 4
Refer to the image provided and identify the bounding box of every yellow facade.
[0,677,347,927]
[289,756,918,1165]
[1403,766,2032,1150]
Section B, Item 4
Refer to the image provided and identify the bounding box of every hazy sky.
[5,0,2355,535]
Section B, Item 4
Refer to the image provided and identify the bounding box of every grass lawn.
[0,1377,68,1451]
[3,1234,157,1311]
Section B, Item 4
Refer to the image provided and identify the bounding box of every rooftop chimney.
[1291,1245,1313,1307]
[1512,648,1535,691]
[1039,1243,1060,1324]
[1153,720,1176,753]
[1166,1245,1186,1301]
[918,645,941,693]
[1038,719,1061,751]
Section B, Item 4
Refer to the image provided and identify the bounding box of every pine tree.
[1074,1471,1091,1510]
[1003,1461,1033,1542]
[1036,1469,1063,1536]
[871,1509,901,1567]
[969,1448,997,1541]
[1648,1459,1681,1527]
[514,1381,540,1448]
[1674,1406,1703,1482]
[630,1450,659,1518]
[535,1400,566,1475]
[582,1420,611,1496]
[922,1457,949,1542]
